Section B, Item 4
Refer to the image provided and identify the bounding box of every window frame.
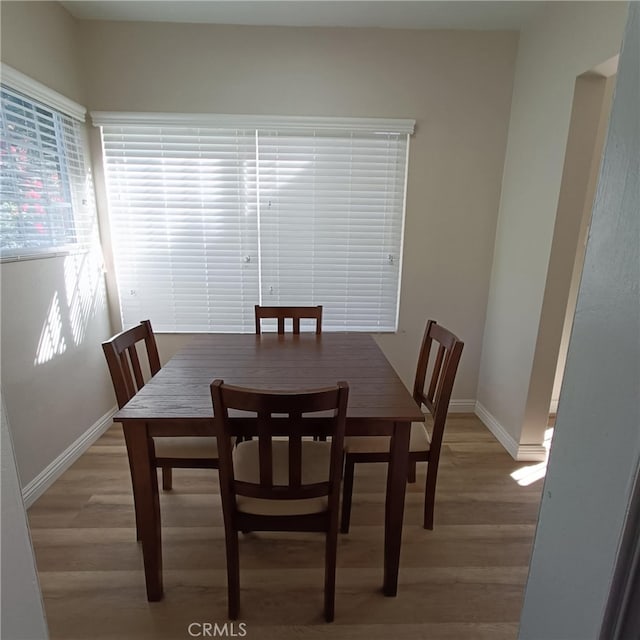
[0,64,89,263]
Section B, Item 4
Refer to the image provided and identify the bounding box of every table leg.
[383,420,410,596]
[123,421,163,601]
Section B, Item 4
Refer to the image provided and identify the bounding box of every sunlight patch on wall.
[34,292,66,365]
[64,247,104,347]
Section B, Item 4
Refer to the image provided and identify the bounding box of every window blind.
[98,116,411,333]
[0,84,93,260]
[257,130,407,331]
[102,126,259,332]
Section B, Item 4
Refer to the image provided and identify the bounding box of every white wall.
[477,1,627,457]
[519,4,639,636]
[0,401,48,639]
[0,1,115,486]
[78,21,519,405]
[549,73,616,411]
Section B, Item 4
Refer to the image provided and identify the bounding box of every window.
[0,66,93,261]
[95,114,413,332]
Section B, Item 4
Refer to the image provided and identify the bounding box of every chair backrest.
[254,305,323,335]
[413,319,464,453]
[102,320,162,409]
[211,380,348,507]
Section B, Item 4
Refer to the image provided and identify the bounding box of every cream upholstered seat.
[233,439,331,515]
[343,422,430,455]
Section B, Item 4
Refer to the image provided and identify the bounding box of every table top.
[115,333,424,427]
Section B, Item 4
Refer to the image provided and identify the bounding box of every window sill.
[0,247,88,264]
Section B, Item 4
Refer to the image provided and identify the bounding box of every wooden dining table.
[114,332,424,602]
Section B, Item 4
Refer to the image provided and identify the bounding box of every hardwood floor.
[28,415,543,639]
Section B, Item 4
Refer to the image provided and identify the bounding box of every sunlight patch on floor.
[511,427,554,486]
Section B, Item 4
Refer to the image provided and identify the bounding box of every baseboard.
[448,399,477,413]
[549,399,559,414]
[22,406,117,508]
[474,401,547,462]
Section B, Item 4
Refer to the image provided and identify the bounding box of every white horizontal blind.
[102,126,259,332]
[0,85,93,259]
[100,117,410,333]
[258,130,407,331]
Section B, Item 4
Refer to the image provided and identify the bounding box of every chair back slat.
[426,344,446,405]
[102,320,161,409]
[289,413,303,488]
[127,344,145,390]
[211,380,348,504]
[412,319,464,456]
[116,351,136,402]
[255,305,323,335]
[258,412,273,487]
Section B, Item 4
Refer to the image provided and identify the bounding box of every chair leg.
[423,463,438,530]
[132,493,143,541]
[124,438,143,541]
[340,457,355,534]
[407,460,417,483]
[226,531,240,620]
[161,466,172,491]
[324,522,339,622]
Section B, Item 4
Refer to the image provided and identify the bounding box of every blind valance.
[92,111,414,134]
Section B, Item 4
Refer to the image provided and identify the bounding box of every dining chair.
[254,305,323,334]
[102,320,219,534]
[210,379,349,622]
[340,319,463,532]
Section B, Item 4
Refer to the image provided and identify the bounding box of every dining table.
[114,332,425,602]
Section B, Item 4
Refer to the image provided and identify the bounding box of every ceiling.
[60,1,545,30]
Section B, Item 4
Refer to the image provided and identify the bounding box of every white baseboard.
[448,399,477,413]
[549,399,559,414]
[474,401,547,462]
[22,406,117,508]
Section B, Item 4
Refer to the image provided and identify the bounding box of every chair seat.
[343,422,431,455]
[233,439,331,516]
[153,436,218,459]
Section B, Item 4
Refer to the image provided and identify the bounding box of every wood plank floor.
[28,415,543,639]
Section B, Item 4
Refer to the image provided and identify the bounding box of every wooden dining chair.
[254,305,323,334]
[210,379,349,622]
[340,320,463,532]
[102,321,219,531]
